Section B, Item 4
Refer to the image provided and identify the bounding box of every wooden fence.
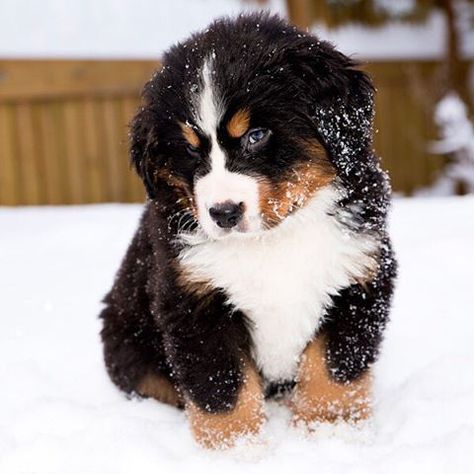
[369,61,443,195]
[0,60,156,205]
[0,59,446,205]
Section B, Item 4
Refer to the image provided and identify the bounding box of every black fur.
[100,13,397,413]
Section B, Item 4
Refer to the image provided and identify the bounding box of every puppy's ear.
[289,41,375,164]
[129,106,159,199]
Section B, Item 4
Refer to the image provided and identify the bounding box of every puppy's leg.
[162,283,264,448]
[100,225,183,407]
[291,245,397,426]
[291,336,372,425]
[186,363,265,449]
[101,299,183,408]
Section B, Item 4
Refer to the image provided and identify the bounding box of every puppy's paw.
[187,401,265,450]
[187,366,265,450]
[290,337,372,428]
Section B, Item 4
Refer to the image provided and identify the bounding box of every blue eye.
[186,144,201,158]
[246,128,270,148]
[248,129,265,144]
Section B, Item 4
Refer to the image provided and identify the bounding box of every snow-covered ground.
[1,197,473,473]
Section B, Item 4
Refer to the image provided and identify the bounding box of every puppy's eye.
[248,128,268,144]
[245,128,270,150]
[186,144,201,159]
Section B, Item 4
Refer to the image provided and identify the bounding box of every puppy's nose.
[209,201,244,229]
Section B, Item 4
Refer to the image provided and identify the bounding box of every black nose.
[209,202,244,229]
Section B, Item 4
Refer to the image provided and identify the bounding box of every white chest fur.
[178,187,377,382]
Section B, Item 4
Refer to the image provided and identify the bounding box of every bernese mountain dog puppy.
[100,13,397,449]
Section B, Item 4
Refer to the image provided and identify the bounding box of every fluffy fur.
[100,13,397,445]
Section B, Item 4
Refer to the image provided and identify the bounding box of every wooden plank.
[405,73,427,194]
[53,101,73,203]
[101,97,124,201]
[396,82,416,194]
[120,94,145,202]
[15,103,42,204]
[62,99,85,203]
[0,60,158,100]
[380,90,402,191]
[82,97,105,203]
[37,100,65,204]
[373,88,392,186]
[116,96,133,202]
[0,104,19,205]
[29,102,49,203]
[286,0,313,29]
[417,62,446,188]
[370,60,443,194]
[91,97,111,203]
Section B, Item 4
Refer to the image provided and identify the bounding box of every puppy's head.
[131,14,374,240]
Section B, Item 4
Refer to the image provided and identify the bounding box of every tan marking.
[173,254,216,300]
[164,125,199,216]
[155,167,189,192]
[259,139,336,227]
[179,121,200,148]
[176,270,214,299]
[186,363,265,449]
[227,108,251,138]
[137,373,184,408]
[290,336,372,425]
[154,166,197,218]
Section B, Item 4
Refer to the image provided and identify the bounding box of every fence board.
[15,103,43,204]
[37,102,63,204]
[0,104,19,204]
[120,95,145,202]
[101,98,128,201]
[0,60,157,100]
[63,99,85,203]
[83,97,105,203]
[369,61,447,195]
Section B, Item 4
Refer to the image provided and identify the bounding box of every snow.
[1,197,474,473]
[417,93,474,196]
[375,0,416,18]
[432,93,474,156]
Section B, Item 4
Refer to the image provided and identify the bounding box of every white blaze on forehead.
[193,58,261,238]
[195,60,226,174]
[196,61,220,142]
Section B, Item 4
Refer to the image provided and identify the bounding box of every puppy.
[100,13,397,449]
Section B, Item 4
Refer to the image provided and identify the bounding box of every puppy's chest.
[178,207,375,382]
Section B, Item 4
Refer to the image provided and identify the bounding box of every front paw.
[186,367,265,449]
[290,338,372,427]
[290,385,371,428]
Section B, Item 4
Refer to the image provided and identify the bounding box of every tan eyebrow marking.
[227,108,250,138]
[179,122,200,148]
